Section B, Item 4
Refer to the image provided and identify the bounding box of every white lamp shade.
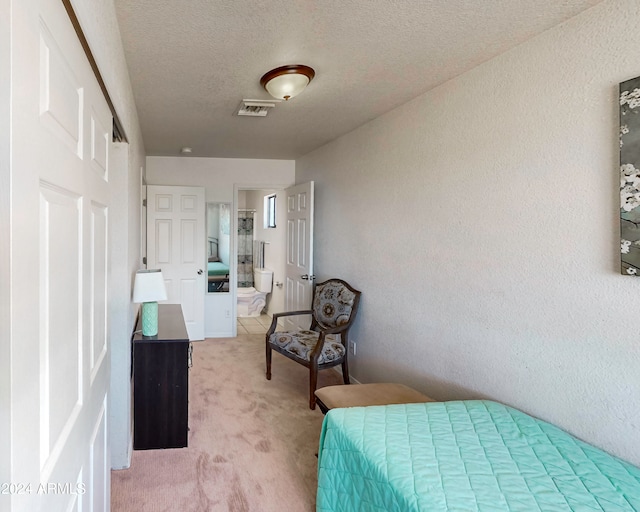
[133,269,168,303]
[264,73,311,100]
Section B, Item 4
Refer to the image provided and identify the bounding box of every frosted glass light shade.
[133,269,168,303]
[260,65,315,101]
[264,74,309,100]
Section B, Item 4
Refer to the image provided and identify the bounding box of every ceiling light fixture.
[180,147,192,154]
[260,64,315,101]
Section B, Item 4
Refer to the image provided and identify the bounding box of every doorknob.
[301,274,316,281]
[197,269,203,275]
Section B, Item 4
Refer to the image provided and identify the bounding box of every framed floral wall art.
[619,75,640,275]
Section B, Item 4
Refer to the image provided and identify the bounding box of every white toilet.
[237,268,273,317]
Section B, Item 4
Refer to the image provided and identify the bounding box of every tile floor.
[236,314,278,335]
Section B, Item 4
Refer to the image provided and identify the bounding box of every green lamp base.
[141,301,159,336]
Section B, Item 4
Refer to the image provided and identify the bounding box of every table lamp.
[133,269,168,336]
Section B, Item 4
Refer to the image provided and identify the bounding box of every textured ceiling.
[114,0,602,160]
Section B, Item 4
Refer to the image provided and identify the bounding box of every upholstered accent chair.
[265,279,361,409]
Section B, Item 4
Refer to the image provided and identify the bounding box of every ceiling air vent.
[235,99,279,117]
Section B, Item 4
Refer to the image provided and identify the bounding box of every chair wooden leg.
[266,339,272,380]
[309,366,318,410]
[341,358,350,385]
[341,334,351,384]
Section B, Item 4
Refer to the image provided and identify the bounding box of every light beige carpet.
[111,333,343,512]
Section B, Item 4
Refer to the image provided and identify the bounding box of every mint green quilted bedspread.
[316,400,640,511]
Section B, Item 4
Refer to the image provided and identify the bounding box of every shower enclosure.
[237,210,254,287]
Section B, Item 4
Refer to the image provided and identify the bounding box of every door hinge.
[142,256,147,265]
[142,198,147,207]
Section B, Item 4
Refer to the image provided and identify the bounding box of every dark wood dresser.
[133,304,190,450]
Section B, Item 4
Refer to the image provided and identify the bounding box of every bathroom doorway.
[234,185,288,323]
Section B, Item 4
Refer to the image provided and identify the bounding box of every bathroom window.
[264,194,276,228]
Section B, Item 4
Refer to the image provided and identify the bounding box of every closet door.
[9,1,113,510]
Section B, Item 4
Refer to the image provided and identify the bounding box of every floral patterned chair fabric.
[265,278,361,410]
[312,280,357,330]
[270,330,345,365]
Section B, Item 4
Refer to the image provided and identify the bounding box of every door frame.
[108,142,136,471]
[233,182,291,333]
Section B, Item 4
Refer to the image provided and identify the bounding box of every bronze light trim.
[260,65,315,101]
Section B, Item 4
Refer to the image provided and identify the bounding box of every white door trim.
[233,182,293,332]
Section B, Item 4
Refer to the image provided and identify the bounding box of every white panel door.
[284,182,314,331]
[9,1,112,511]
[146,185,205,340]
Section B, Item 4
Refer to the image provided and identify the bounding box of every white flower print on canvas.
[619,76,640,275]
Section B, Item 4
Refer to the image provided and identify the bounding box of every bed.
[317,400,640,511]
[207,260,229,292]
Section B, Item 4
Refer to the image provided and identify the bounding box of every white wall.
[147,157,295,336]
[107,144,140,470]
[147,156,294,201]
[296,0,640,465]
[69,0,146,469]
[0,0,11,490]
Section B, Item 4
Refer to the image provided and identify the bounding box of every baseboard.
[331,366,361,385]
[205,331,234,338]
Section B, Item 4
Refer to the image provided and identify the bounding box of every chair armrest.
[317,324,350,335]
[309,329,342,360]
[272,310,313,319]
[306,325,352,360]
[267,310,313,335]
